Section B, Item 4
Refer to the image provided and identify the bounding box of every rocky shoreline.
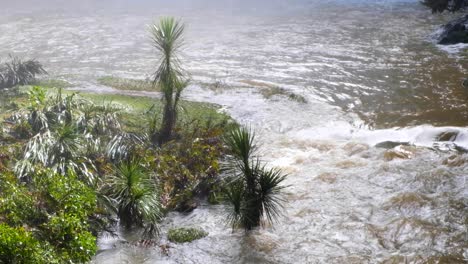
[436,14,468,45]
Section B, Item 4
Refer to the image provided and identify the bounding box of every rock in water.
[462,78,468,89]
[436,14,468,45]
[383,145,417,161]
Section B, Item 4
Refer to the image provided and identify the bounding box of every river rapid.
[1,0,467,263]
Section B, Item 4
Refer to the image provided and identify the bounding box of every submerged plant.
[105,159,162,238]
[167,227,208,243]
[150,17,188,145]
[0,55,47,89]
[224,127,287,231]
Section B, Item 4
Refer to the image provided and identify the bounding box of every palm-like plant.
[106,132,144,162]
[15,124,97,184]
[150,17,188,146]
[0,55,47,89]
[224,127,287,231]
[77,102,121,136]
[105,159,161,238]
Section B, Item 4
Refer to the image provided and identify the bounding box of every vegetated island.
[0,17,287,263]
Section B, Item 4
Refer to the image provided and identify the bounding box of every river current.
[1,0,467,263]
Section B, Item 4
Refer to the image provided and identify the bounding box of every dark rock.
[462,78,468,89]
[435,131,458,141]
[375,141,410,149]
[436,15,468,45]
[175,199,198,213]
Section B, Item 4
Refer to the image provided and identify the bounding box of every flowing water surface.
[1,0,467,263]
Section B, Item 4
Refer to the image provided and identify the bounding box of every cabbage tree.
[150,17,188,146]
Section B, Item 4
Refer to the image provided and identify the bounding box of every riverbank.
[0,81,237,262]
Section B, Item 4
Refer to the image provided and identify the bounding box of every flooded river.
[1,0,467,263]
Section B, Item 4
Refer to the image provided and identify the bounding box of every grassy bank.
[0,84,235,262]
[97,76,157,92]
[98,75,307,103]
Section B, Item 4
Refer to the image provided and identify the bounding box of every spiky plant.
[48,124,81,173]
[0,55,46,89]
[15,124,96,183]
[106,132,144,162]
[150,17,188,146]
[77,102,121,136]
[224,127,287,231]
[105,159,161,238]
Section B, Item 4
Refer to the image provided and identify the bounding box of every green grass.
[1,87,233,135]
[76,92,232,134]
[97,76,158,92]
[167,227,208,243]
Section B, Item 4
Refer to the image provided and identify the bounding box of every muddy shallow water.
[1,0,467,263]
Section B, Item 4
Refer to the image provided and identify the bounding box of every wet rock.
[462,78,468,89]
[335,160,366,169]
[435,131,458,141]
[384,192,434,211]
[454,144,468,153]
[383,145,417,161]
[134,239,158,248]
[436,14,468,45]
[245,232,279,253]
[307,141,334,152]
[375,141,410,149]
[175,199,198,213]
[343,142,369,156]
[316,172,337,184]
[442,154,468,167]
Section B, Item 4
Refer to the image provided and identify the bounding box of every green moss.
[259,86,307,104]
[97,76,157,92]
[32,79,73,89]
[206,79,307,103]
[167,227,208,243]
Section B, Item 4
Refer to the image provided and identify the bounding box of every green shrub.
[167,227,208,243]
[156,129,223,209]
[0,170,99,263]
[0,224,58,264]
[40,213,97,263]
[34,170,97,218]
[0,172,37,226]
